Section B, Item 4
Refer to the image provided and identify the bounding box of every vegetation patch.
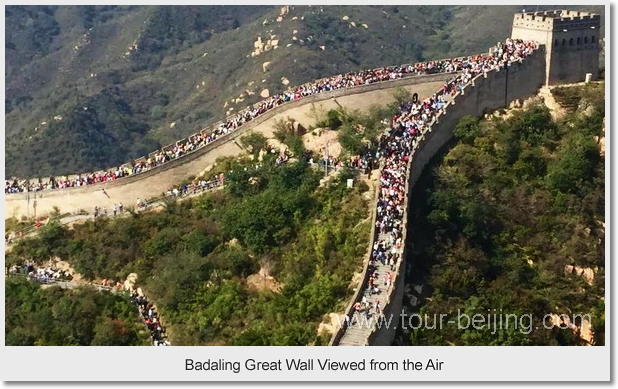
[6,158,371,345]
[406,87,604,346]
[6,277,149,346]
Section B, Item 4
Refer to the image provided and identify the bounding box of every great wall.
[332,43,547,347]
[5,74,451,219]
[5,10,601,347]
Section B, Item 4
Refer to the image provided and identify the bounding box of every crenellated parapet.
[513,10,600,31]
[511,9,601,85]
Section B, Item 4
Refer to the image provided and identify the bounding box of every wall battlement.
[511,9,601,86]
[513,10,601,31]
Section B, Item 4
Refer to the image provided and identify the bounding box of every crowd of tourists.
[8,263,72,284]
[347,38,538,323]
[130,291,171,346]
[8,38,538,340]
[166,174,225,198]
[6,41,537,194]
[346,150,377,173]
[7,262,121,290]
[305,151,378,175]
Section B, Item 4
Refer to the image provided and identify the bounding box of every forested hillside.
[6,277,150,346]
[5,5,604,177]
[6,153,373,345]
[405,84,605,346]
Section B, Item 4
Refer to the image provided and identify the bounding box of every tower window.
[592,36,596,43]
[562,39,566,46]
[577,37,581,44]
[584,36,588,43]
[555,39,559,46]
[569,38,574,45]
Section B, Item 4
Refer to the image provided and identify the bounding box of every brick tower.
[511,10,601,86]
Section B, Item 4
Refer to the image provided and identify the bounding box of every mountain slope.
[5,5,605,178]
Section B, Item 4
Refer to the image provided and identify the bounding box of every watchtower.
[511,10,601,86]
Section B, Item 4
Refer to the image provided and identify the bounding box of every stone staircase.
[338,229,401,346]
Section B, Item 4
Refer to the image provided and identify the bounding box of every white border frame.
[1,0,612,384]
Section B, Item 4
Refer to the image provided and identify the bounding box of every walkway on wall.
[332,39,544,346]
[336,90,457,346]
[6,160,346,248]
[8,273,112,291]
[5,179,225,247]
[5,72,454,221]
[338,226,403,346]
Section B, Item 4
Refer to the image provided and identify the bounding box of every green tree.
[454,115,480,143]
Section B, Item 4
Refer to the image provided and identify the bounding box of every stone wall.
[331,46,547,346]
[6,73,452,219]
[409,45,546,191]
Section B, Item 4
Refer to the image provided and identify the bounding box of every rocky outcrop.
[252,37,279,58]
[565,265,596,286]
[539,86,566,121]
[549,313,595,345]
[598,117,605,157]
[318,313,346,337]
